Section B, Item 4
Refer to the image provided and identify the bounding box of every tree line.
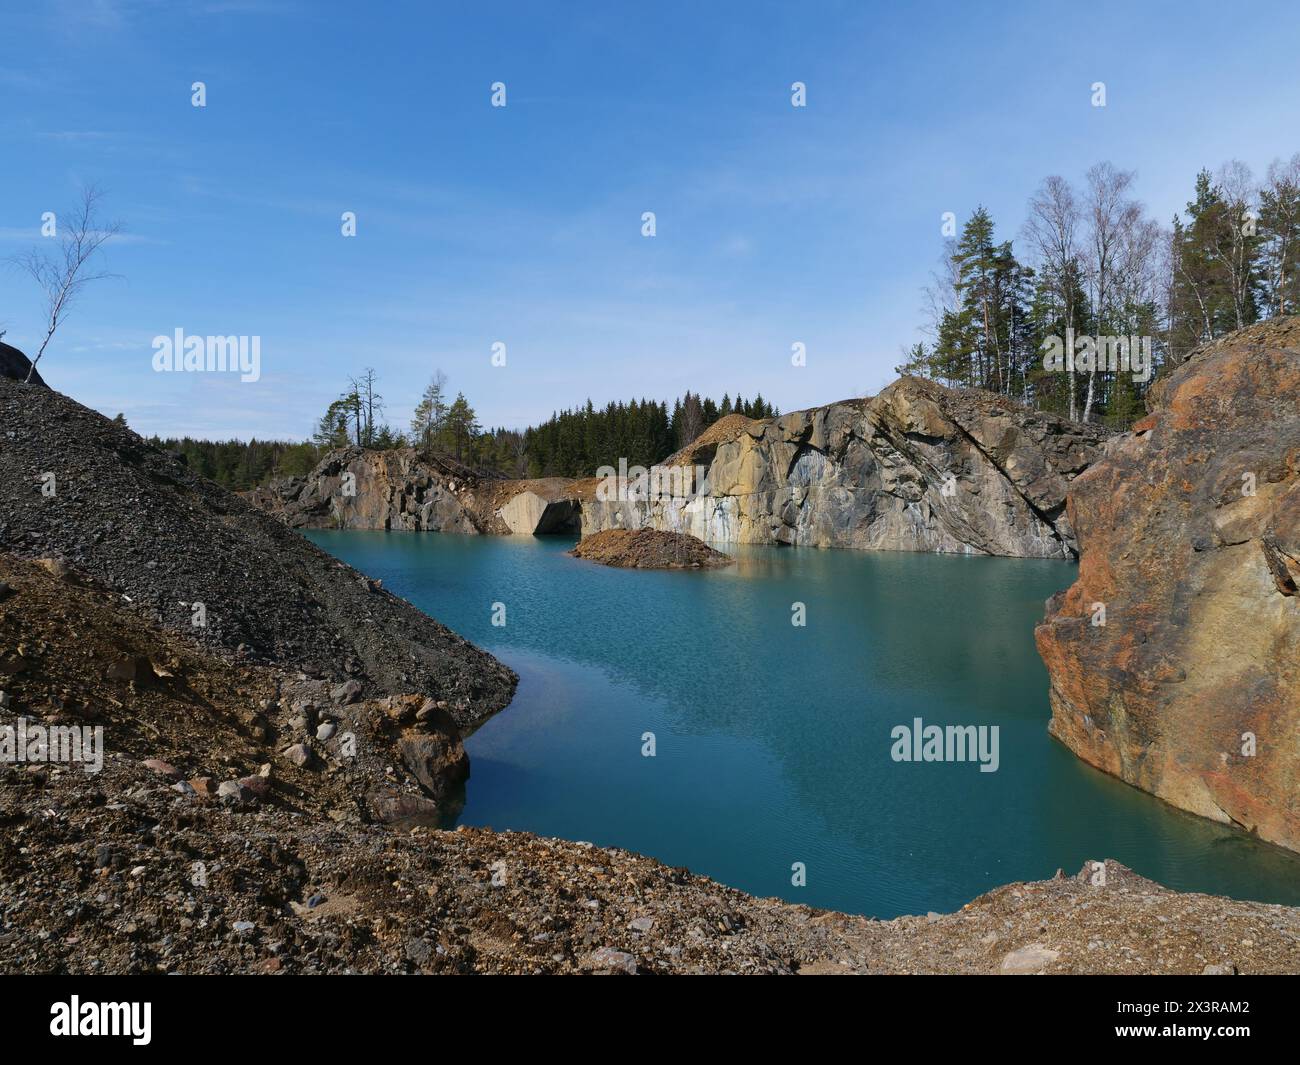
[522,391,777,478]
[157,370,780,490]
[900,153,1300,427]
[146,435,321,490]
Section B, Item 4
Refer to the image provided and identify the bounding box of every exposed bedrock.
[250,450,584,536]
[251,380,1109,558]
[495,486,583,535]
[582,377,1112,558]
[247,448,488,533]
[1035,317,1300,851]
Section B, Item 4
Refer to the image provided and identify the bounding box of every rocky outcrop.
[583,378,1112,558]
[496,483,583,534]
[571,528,734,569]
[0,341,46,387]
[0,378,517,731]
[1036,318,1300,851]
[248,447,490,533]
[251,449,584,536]
[249,379,1109,558]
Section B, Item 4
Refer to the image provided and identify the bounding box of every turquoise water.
[307,531,1300,918]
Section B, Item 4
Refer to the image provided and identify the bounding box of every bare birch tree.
[12,185,121,384]
[1260,153,1300,317]
[1081,163,1142,422]
[1209,160,1258,330]
[1023,175,1082,420]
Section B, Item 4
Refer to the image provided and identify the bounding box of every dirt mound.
[662,412,758,468]
[570,528,733,569]
[0,378,516,731]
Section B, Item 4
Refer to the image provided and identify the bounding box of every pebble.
[331,680,363,705]
[405,938,433,965]
[584,947,638,975]
[188,776,217,798]
[238,775,270,800]
[217,780,246,803]
[35,558,70,580]
[316,723,337,741]
[281,743,317,769]
[629,916,654,933]
[1000,944,1060,974]
[141,758,179,779]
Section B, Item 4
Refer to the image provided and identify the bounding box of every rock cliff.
[248,448,487,532]
[1036,317,1300,851]
[250,448,584,536]
[256,380,1109,559]
[582,377,1112,558]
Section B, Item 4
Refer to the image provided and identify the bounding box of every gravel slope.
[0,377,516,731]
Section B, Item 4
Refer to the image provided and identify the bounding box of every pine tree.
[410,372,448,455]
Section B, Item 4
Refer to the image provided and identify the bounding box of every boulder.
[398,726,468,801]
[1036,317,1300,851]
[0,342,45,387]
[369,792,441,827]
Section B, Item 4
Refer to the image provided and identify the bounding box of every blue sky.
[3,0,1299,440]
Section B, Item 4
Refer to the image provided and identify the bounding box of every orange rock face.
[1035,318,1300,851]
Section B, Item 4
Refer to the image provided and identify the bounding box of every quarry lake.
[307,531,1300,918]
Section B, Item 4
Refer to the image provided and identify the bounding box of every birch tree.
[13,185,121,384]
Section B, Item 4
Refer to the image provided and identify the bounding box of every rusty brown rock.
[1035,317,1300,851]
[188,776,218,798]
[398,727,468,801]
